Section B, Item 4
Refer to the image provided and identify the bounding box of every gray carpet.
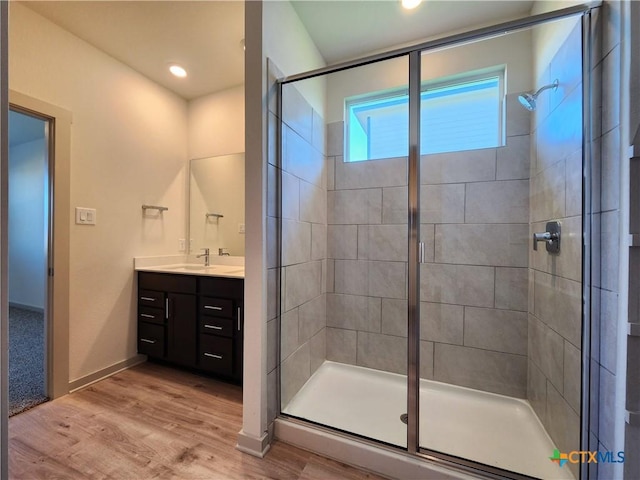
[9,306,48,416]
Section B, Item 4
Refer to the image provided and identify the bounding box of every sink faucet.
[218,248,230,256]
[197,248,210,266]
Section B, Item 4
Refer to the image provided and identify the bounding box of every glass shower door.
[278,55,411,448]
[417,16,584,480]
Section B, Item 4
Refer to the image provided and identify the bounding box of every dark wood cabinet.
[137,271,243,383]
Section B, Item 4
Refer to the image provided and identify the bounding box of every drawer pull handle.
[140,338,156,344]
[140,314,155,319]
[140,297,156,302]
[204,305,223,311]
[204,353,223,359]
[204,325,223,330]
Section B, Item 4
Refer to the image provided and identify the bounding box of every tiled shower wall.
[325,92,532,398]
[274,80,328,409]
[526,21,583,479]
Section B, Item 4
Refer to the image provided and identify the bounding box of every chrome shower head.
[518,79,559,111]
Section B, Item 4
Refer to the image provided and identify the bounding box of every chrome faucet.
[218,247,230,256]
[197,247,210,266]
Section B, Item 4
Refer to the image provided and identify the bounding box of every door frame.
[9,91,70,401]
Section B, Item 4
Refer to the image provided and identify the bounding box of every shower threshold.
[283,361,573,480]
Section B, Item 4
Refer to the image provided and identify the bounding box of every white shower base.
[283,361,573,480]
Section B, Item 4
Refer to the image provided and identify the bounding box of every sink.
[165,264,210,271]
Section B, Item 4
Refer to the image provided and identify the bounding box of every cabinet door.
[167,292,197,366]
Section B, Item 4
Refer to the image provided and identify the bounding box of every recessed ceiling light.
[169,65,187,78]
[402,0,422,9]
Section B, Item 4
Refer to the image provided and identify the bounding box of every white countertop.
[134,255,244,279]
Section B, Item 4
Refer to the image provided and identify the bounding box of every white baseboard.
[68,355,147,392]
[236,429,271,458]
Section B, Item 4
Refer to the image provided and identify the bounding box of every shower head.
[518,79,559,111]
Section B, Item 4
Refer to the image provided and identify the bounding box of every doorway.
[7,108,50,415]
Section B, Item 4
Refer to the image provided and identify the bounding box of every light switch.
[75,207,97,225]
[238,223,245,234]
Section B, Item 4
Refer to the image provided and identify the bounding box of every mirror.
[189,153,245,256]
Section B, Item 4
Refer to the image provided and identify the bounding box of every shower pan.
[275,4,597,480]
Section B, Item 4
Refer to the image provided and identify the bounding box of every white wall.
[8,137,46,310]
[9,3,188,383]
[188,84,245,160]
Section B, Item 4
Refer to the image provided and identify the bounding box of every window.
[345,69,504,162]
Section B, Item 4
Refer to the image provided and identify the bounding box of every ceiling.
[23,1,245,100]
[21,1,535,101]
[292,1,535,64]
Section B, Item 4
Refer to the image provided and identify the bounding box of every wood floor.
[9,362,386,480]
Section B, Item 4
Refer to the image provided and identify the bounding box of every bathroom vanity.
[135,263,244,384]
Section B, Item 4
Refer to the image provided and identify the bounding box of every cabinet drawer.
[199,317,233,337]
[199,335,233,375]
[138,305,165,325]
[138,322,165,358]
[199,297,233,318]
[139,289,164,307]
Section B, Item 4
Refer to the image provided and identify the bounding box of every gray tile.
[495,267,528,312]
[563,340,581,415]
[565,148,583,218]
[299,295,326,343]
[267,216,278,269]
[599,288,618,374]
[335,156,407,190]
[282,170,300,221]
[280,308,299,361]
[381,298,407,337]
[267,368,278,422]
[326,293,381,333]
[421,148,496,184]
[421,263,495,308]
[602,0,622,58]
[267,59,283,117]
[268,110,280,168]
[420,224,435,263]
[283,125,325,188]
[321,259,327,295]
[327,156,335,190]
[535,86,582,176]
[546,382,581,460]
[465,180,529,223]
[309,328,326,374]
[497,135,530,180]
[267,163,279,218]
[326,259,335,293]
[326,327,357,365]
[421,184,465,224]
[267,268,279,321]
[420,302,464,345]
[505,93,531,137]
[299,180,326,224]
[358,225,408,262]
[357,332,407,375]
[281,343,310,408]
[328,188,382,224]
[328,225,358,259]
[267,318,277,373]
[527,360,547,422]
[549,22,582,113]
[284,261,323,310]
[600,210,620,292]
[601,126,620,212]
[334,260,368,296]
[282,219,311,267]
[311,223,326,261]
[528,314,564,392]
[435,224,528,267]
[327,121,344,157]
[534,271,582,347]
[602,45,621,135]
[368,261,406,299]
[282,83,313,143]
[434,343,527,398]
[383,186,407,224]
[598,366,616,451]
[530,159,566,224]
[311,109,325,155]
[464,307,527,355]
[420,341,434,380]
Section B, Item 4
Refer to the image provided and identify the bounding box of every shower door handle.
[418,242,427,263]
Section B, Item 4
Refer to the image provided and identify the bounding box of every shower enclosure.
[274,5,596,479]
